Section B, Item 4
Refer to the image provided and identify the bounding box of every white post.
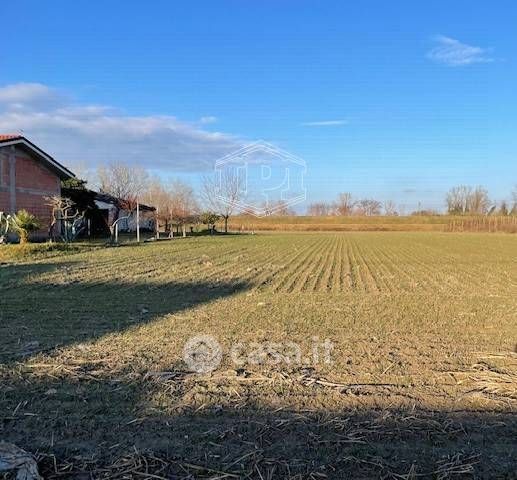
[136,201,140,243]
[115,223,119,243]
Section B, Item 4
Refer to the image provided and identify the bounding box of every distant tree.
[446,185,490,215]
[97,162,149,216]
[467,186,491,214]
[307,202,332,216]
[335,192,354,216]
[142,177,173,233]
[383,200,398,216]
[512,186,517,215]
[499,200,509,216]
[265,200,295,216]
[169,180,199,237]
[97,162,150,241]
[446,185,471,214]
[199,211,220,234]
[411,209,440,216]
[202,170,241,233]
[355,199,382,216]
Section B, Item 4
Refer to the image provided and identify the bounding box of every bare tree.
[446,185,490,215]
[45,196,86,242]
[467,186,491,214]
[446,186,471,214]
[499,200,509,216]
[202,171,241,233]
[260,200,295,216]
[169,180,198,237]
[383,200,398,216]
[335,192,354,216]
[142,177,173,234]
[96,162,149,241]
[307,202,332,216]
[97,162,149,216]
[355,199,382,216]
[511,185,517,215]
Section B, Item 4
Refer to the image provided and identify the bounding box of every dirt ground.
[1,233,516,478]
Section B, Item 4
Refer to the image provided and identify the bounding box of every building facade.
[0,135,75,236]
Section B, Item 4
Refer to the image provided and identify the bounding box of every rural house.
[0,134,75,235]
[94,191,156,233]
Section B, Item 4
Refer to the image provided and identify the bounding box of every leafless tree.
[96,162,150,241]
[355,199,382,216]
[335,192,354,216]
[45,195,86,242]
[202,170,241,233]
[383,200,398,216]
[97,162,149,216]
[307,202,332,216]
[498,200,509,216]
[446,185,490,215]
[169,180,199,237]
[511,185,517,215]
[261,200,295,216]
[446,186,470,214]
[142,177,173,233]
[467,186,491,214]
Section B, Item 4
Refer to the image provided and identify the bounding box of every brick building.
[0,135,75,236]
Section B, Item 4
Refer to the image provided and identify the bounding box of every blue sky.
[1,0,516,211]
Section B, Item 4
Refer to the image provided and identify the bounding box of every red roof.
[0,134,22,141]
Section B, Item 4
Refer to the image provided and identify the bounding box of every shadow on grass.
[1,261,516,478]
[0,367,516,479]
[0,260,249,364]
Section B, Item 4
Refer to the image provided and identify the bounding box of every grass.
[0,232,516,478]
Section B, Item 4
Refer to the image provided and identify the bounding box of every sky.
[1,0,516,212]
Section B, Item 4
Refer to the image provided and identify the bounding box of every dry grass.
[225,214,517,233]
[0,232,516,478]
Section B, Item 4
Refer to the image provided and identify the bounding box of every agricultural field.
[226,214,517,233]
[0,232,516,479]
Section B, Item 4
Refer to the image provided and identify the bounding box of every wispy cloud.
[199,115,218,124]
[301,119,348,127]
[0,83,241,174]
[427,35,494,66]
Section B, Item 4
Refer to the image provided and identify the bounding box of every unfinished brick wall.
[0,145,61,236]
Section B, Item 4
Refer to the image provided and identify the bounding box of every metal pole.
[136,201,140,243]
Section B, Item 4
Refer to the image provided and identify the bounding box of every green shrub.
[10,209,41,243]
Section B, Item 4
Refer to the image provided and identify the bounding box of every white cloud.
[0,83,241,174]
[427,35,494,66]
[301,120,348,126]
[0,82,66,111]
[199,116,218,124]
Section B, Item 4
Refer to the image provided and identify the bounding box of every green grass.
[0,232,516,478]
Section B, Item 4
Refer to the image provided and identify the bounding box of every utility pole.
[136,200,140,243]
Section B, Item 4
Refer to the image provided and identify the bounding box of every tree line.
[307,186,517,217]
[89,162,517,230]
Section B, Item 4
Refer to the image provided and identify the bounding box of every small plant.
[10,209,41,244]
